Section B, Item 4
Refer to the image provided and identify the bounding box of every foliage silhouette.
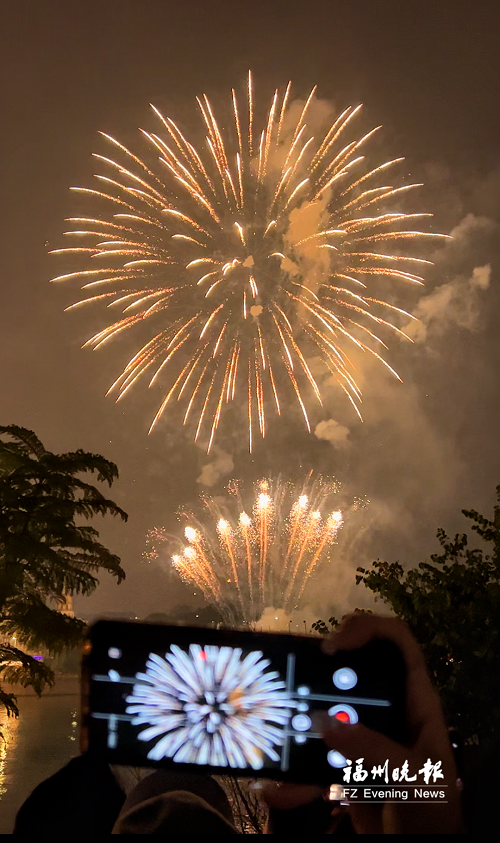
[0,425,127,717]
[317,489,500,742]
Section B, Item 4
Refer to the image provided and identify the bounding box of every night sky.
[2,1,499,622]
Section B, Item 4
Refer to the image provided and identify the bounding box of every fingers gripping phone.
[81,620,406,784]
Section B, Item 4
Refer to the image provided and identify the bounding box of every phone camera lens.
[333,667,357,690]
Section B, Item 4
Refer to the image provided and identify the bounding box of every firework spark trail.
[51,77,448,450]
[145,476,365,623]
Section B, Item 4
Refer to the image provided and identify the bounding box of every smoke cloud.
[196,447,234,488]
[406,263,491,342]
[314,418,350,448]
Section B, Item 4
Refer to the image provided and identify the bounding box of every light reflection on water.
[0,692,79,834]
[0,715,20,798]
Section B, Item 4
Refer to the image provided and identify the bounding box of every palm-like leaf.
[0,425,128,714]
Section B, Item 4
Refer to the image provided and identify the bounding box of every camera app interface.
[89,627,397,777]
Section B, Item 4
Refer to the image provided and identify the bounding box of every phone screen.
[83,620,406,783]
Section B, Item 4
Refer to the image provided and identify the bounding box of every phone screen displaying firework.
[83,620,406,783]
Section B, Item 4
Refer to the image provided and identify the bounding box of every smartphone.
[81,620,406,784]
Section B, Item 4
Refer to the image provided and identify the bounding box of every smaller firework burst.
[125,643,293,769]
[146,475,365,623]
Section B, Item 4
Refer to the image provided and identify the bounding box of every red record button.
[328,703,358,724]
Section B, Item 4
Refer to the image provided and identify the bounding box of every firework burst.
[146,476,365,622]
[125,643,293,769]
[51,74,446,450]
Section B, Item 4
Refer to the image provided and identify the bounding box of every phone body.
[81,620,406,784]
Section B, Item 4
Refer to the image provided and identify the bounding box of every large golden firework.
[51,74,445,450]
[145,476,365,623]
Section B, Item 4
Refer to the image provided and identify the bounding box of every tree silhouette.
[357,489,500,742]
[0,425,127,716]
[314,490,500,742]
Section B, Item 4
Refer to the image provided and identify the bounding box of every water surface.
[0,692,79,834]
